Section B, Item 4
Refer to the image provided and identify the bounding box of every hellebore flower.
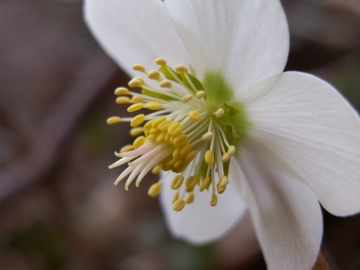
[84,0,360,269]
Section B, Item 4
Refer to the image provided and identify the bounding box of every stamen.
[160,80,172,88]
[152,165,161,174]
[132,96,145,103]
[147,70,161,80]
[182,94,193,103]
[202,131,213,141]
[155,57,167,66]
[215,108,224,118]
[130,127,144,136]
[128,78,143,88]
[116,97,131,104]
[148,182,161,197]
[133,136,146,149]
[196,91,206,99]
[175,64,187,73]
[132,63,146,73]
[173,198,185,211]
[186,192,194,204]
[115,87,130,95]
[189,111,202,122]
[128,103,144,112]
[131,114,145,127]
[121,145,134,153]
[205,150,215,166]
[146,102,163,110]
[228,145,236,156]
[210,194,218,206]
[171,175,184,190]
[107,116,122,125]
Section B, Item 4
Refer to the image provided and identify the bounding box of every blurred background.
[0,0,360,269]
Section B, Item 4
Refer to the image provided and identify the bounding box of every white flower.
[84,0,360,269]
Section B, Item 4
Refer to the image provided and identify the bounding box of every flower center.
[108,58,249,211]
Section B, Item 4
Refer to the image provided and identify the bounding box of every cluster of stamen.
[108,58,237,211]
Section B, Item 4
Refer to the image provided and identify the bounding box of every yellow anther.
[175,64,187,73]
[147,70,161,80]
[168,123,181,134]
[217,185,226,194]
[182,94,193,103]
[148,183,161,197]
[173,199,185,211]
[172,191,179,203]
[120,145,134,153]
[227,145,236,156]
[170,124,184,136]
[185,176,198,188]
[155,57,167,66]
[152,165,161,174]
[133,136,146,149]
[132,63,146,73]
[116,97,131,104]
[186,186,194,193]
[146,102,163,110]
[134,76,145,84]
[107,116,122,125]
[196,91,206,99]
[131,96,145,103]
[216,108,225,118]
[173,160,183,169]
[200,176,210,191]
[221,153,230,162]
[173,134,187,145]
[152,116,166,127]
[188,111,202,122]
[210,194,218,206]
[202,132,213,141]
[180,144,192,157]
[219,176,228,188]
[128,78,143,88]
[127,103,144,112]
[185,151,196,162]
[131,114,145,127]
[130,127,144,137]
[156,132,166,142]
[160,80,172,88]
[115,87,130,95]
[186,192,194,204]
[205,150,215,166]
[171,175,184,190]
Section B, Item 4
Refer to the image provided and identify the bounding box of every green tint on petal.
[203,71,234,109]
[223,102,241,117]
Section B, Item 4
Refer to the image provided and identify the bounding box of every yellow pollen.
[133,136,146,149]
[148,183,161,197]
[134,76,145,84]
[160,80,172,88]
[205,150,215,166]
[115,87,130,95]
[130,127,144,136]
[228,145,236,156]
[120,145,134,153]
[202,132,213,141]
[210,194,218,206]
[127,103,144,112]
[186,186,194,193]
[185,176,198,188]
[147,70,161,80]
[146,102,163,110]
[219,176,228,188]
[200,176,210,191]
[217,185,226,194]
[152,165,161,174]
[132,63,146,73]
[196,91,206,99]
[216,108,225,118]
[173,199,185,211]
[182,94,193,103]
[186,192,194,204]
[131,114,145,127]
[128,78,143,88]
[189,111,202,122]
[171,175,184,190]
[172,191,179,203]
[221,153,230,162]
[155,57,167,66]
[116,97,131,104]
[175,64,187,73]
[107,116,122,125]
[131,96,145,103]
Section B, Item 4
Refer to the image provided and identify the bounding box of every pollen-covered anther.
[133,136,146,149]
[115,87,130,95]
[127,103,144,112]
[128,78,143,88]
[148,183,161,197]
[107,116,122,125]
[116,97,131,104]
[152,165,161,174]
[202,131,213,141]
[196,90,206,99]
[216,108,225,118]
[221,153,230,163]
[182,94,193,103]
[200,176,210,192]
[172,191,179,203]
[171,175,184,190]
[132,63,146,73]
[217,176,228,194]
[120,145,134,153]
[160,80,172,88]
[131,114,145,127]
[130,127,144,137]
[185,176,198,189]
[131,96,145,103]
[205,150,215,166]
[189,111,203,122]
[186,192,194,204]
[174,64,187,73]
[227,145,236,156]
[147,70,161,80]
[173,198,185,211]
[146,102,163,110]
[155,57,167,66]
[210,194,218,207]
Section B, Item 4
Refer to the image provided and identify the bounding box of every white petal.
[165,0,289,92]
[84,0,190,77]
[239,71,360,216]
[159,161,247,245]
[238,147,323,270]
